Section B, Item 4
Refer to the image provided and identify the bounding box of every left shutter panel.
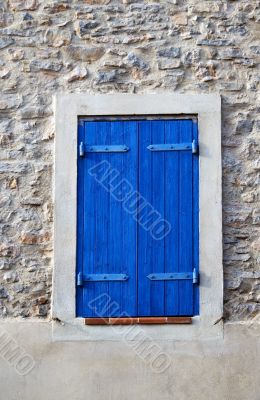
[76,120,138,318]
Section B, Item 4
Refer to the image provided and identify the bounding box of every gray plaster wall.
[0,321,259,400]
[0,0,259,321]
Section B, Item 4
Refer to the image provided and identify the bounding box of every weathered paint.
[77,119,199,317]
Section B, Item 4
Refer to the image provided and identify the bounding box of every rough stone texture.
[0,0,259,321]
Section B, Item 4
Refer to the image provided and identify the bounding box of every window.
[53,94,222,340]
[76,118,199,318]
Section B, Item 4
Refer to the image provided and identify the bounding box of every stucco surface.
[0,0,259,321]
[0,321,259,400]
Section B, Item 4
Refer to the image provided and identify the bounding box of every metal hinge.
[79,143,129,158]
[192,139,198,154]
[79,142,84,157]
[77,272,129,286]
[85,145,129,153]
[192,268,199,284]
[147,268,199,284]
[147,139,198,154]
[77,271,83,286]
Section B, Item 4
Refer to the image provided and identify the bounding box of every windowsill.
[51,316,223,342]
[84,317,192,325]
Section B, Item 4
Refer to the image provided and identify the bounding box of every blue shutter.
[77,119,199,318]
[138,119,198,316]
[76,120,138,317]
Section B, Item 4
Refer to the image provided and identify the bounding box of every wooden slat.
[122,121,138,316]
[138,120,165,316]
[165,120,179,315]
[137,120,152,316]
[108,121,124,316]
[151,121,165,315]
[179,120,193,315]
[192,121,199,316]
[85,317,192,325]
[87,121,109,316]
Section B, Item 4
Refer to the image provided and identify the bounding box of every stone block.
[9,0,38,11]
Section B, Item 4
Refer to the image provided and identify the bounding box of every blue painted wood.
[137,120,152,316]
[106,121,137,316]
[77,120,138,317]
[164,120,180,315]
[76,121,85,317]
[107,121,123,316]
[193,121,199,315]
[150,120,165,316]
[138,120,165,316]
[77,118,199,318]
[138,120,195,316]
[84,121,108,317]
[178,120,193,315]
[120,121,138,316]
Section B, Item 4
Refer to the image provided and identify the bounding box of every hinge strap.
[85,145,129,153]
[147,269,199,284]
[147,139,198,154]
[79,144,129,157]
[77,273,129,285]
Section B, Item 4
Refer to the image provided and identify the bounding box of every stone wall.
[0,0,259,320]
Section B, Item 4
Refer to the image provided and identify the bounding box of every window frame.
[53,94,223,341]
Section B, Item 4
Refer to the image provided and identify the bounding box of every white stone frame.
[53,94,223,341]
